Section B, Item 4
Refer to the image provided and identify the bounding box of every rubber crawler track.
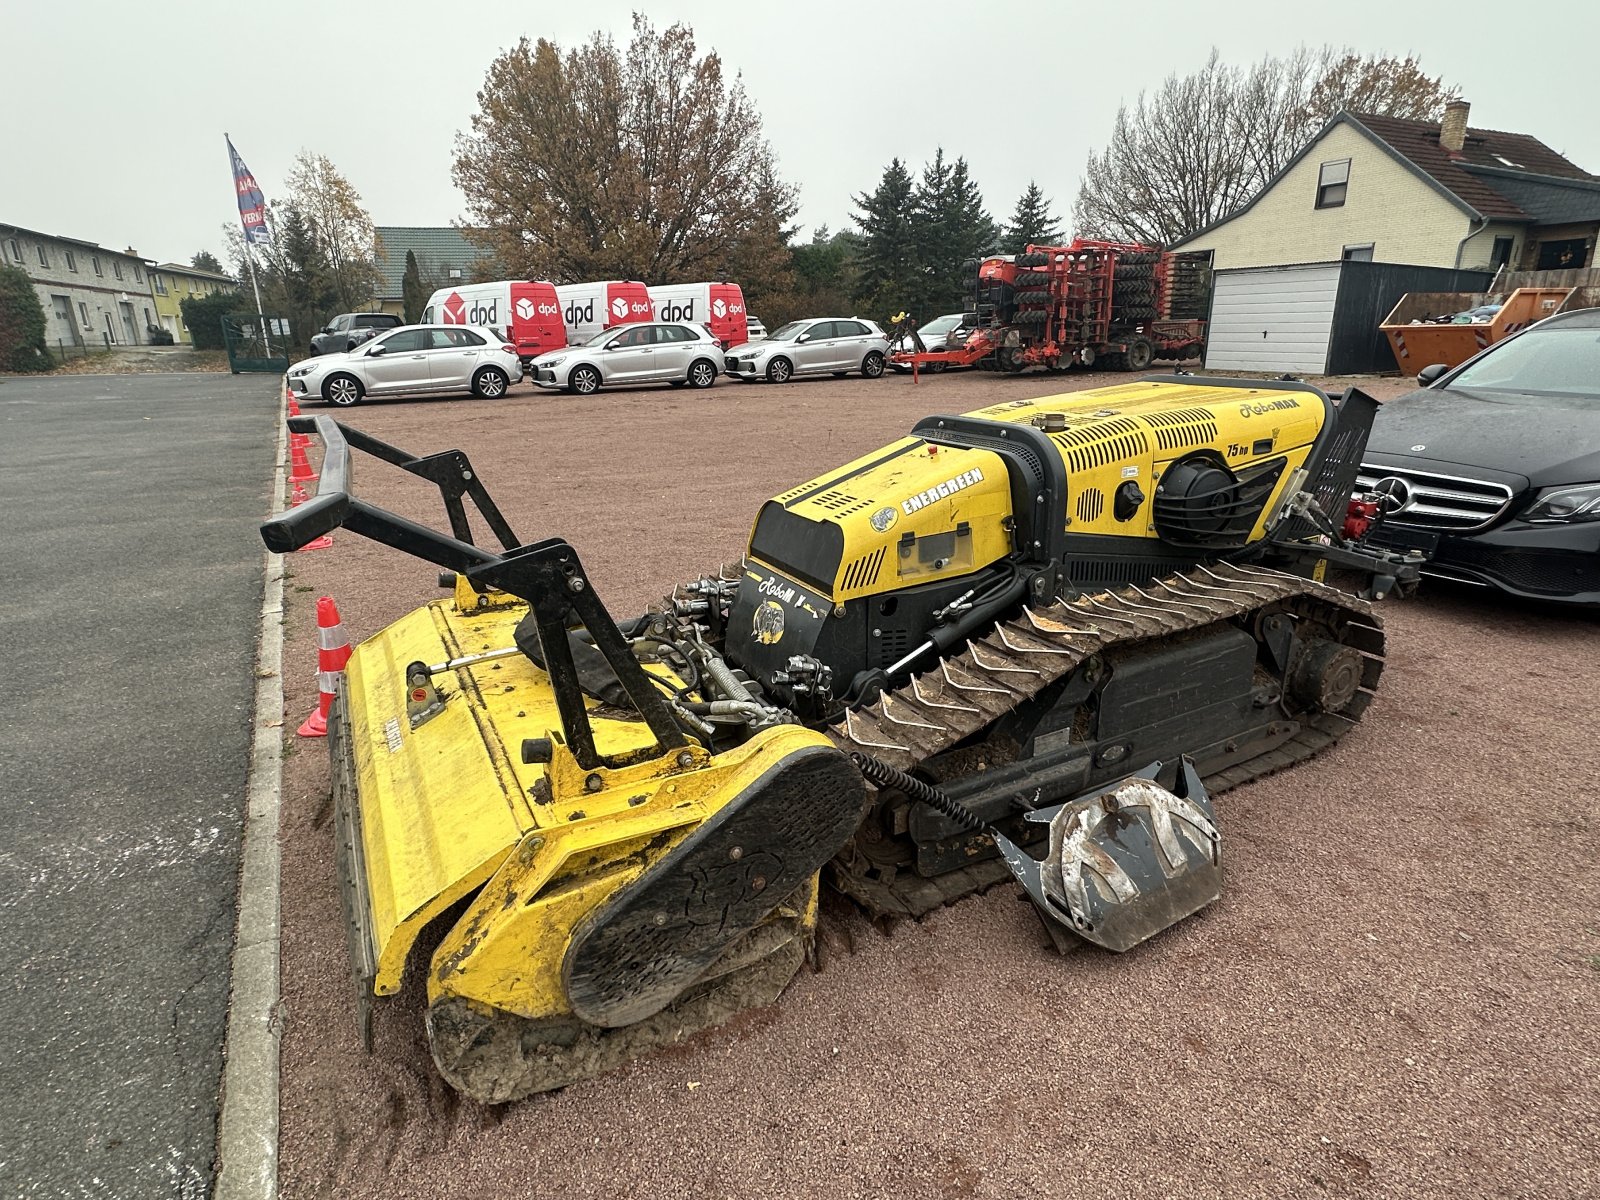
[821,560,1385,917]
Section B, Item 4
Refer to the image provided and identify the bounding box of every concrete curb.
[215,397,288,1200]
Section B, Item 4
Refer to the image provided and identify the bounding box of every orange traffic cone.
[289,441,318,484]
[297,531,333,552]
[290,427,310,450]
[287,396,302,417]
[298,597,353,738]
[288,479,309,507]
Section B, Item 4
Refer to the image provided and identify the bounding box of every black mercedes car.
[1358,307,1600,606]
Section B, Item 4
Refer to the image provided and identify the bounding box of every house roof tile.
[373,227,485,299]
[1350,112,1596,220]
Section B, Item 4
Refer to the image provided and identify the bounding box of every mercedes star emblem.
[1372,476,1412,513]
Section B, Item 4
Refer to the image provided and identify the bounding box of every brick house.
[1175,101,1600,274]
[2,223,161,348]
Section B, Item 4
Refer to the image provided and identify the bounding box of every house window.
[134,264,144,282]
[92,256,102,276]
[113,261,124,280]
[152,274,166,295]
[7,239,20,262]
[1316,159,1350,209]
[79,302,90,324]
[1342,243,1374,262]
[448,268,462,280]
[37,244,49,268]
[1491,236,1515,267]
[65,250,77,271]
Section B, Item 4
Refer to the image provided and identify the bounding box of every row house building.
[2,222,237,348]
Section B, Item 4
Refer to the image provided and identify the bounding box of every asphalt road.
[0,373,278,1198]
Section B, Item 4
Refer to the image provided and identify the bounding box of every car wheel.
[766,357,793,384]
[569,365,602,395]
[323,373,364,407]
[861,351,886,378]
[473,366,510,398]
[688,359,718,389]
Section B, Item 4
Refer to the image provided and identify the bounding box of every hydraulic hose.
[884,567,1031,676]
[849,752,988,835]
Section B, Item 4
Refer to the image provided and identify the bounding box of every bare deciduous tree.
[1075,47,1461,245]
[454,15,796,285]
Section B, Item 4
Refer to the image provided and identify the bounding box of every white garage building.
[1201,260,1492,375]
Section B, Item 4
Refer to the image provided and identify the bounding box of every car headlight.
[1521,482,1600,524]
[289,364,316,378]
[541,356,566,368]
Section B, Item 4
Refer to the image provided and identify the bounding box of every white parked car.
[288,324,519,407]
[528,321,726,395]
[723,318,889,383]
[744,315,768,340]
[889,312,974,373]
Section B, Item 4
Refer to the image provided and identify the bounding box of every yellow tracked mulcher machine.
[262,375,1420,1102]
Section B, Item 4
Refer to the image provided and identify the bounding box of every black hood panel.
[1368,387,1600,487]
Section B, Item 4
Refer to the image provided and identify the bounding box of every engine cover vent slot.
[1075,488,1105,524]
[874,628,910,668]
[841,547,886,592]
[811,489,872,517]
[1050,418,1149,474]
[1141,408,1219,452]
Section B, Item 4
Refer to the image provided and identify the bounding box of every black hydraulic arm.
[259,416,687,769]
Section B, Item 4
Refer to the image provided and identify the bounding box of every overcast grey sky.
[5,0,1597,266]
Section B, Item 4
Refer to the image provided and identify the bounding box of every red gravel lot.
[271,369,1599,1199]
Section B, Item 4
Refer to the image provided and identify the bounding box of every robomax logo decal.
[442,292,466,323]
[901,468,984,515]
[752,600,785,645]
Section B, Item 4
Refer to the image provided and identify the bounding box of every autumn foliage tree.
[283,151,381,310]
[1075,47,1461,245]
[454,15,797,295]
[224,151,381,347]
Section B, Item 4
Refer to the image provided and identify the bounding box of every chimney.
[1440,99,1469,155]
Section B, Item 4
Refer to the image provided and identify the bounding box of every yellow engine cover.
[748,379,1328,601]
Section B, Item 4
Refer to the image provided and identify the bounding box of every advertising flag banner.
[227,136,272,246]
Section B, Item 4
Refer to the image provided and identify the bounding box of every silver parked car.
[287,324,520,407]
[724,318,889,383]
[528,321,725,395]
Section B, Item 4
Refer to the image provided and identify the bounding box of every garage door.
[1204,264,1341,374]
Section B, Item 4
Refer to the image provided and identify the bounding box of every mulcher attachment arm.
[260,416,688,771]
